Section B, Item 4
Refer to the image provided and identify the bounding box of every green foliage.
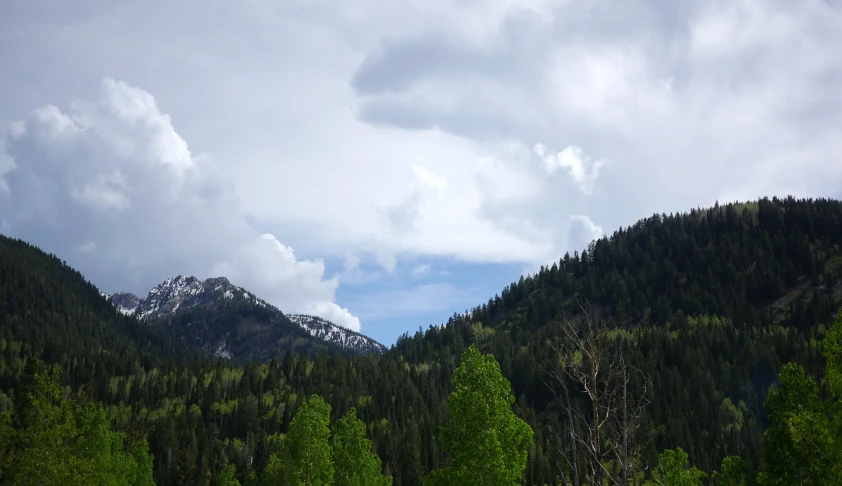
[713,456,747,486]
[644,447,706,486]
[261,454,286,485]
[0,365,155,485]
[758,363,838,485]
[824,308,842,396]
[267,394,334,486]
[216,464,242,486]
[4,197,842,484]
[757,339,842,486]
[427,345,533,486]
[331,407,392,486]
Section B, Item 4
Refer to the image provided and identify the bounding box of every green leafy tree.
[758,363,840,485]
[216,464,242,486]
[331,407,392,486]
[8,366,85,484]
[261,454,286,486]
[263,394,333,485]
[3,366,155,485]
[128,440,156,486]
[758,308,842,485]
[0,410,13,476]
[825,308,842,396]
[712,456,746,486]
[427,345,534,486]
[75,403,156,486]
[644,447,705,486]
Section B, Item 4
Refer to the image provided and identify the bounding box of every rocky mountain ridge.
[109,275,385,358]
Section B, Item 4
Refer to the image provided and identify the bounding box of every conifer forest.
[2,196,842,485]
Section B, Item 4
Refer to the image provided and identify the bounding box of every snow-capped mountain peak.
[116,275,264,320]
[110,275,385,356]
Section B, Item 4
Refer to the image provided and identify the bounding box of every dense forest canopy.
[2,196,842,485]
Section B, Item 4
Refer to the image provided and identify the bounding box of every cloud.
[4,0,842,343]
[380,192,422,235]
[412,165,447,197]
[534,144,606,195]
[375,251,397,273]
[1,78,362,331]
[211,234,361,332]
[411,264,430,277]
[348,0,842,220]
[378,165,450,235]
[567,215,604,252]
[343,251,361,271]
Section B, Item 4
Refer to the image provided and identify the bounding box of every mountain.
[4,196,842,486]
[0,233,202,380]
[110,275,385,360]
[391,196,842,479]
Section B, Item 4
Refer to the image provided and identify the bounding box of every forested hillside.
[389,196,842,482]
[0,235,203,370]
[2,196,842,485]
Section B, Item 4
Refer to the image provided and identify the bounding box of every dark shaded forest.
[2,196,842,485]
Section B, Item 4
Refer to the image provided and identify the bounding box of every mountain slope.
[419,197,842,340]
[112,275,385,361]
[0,234,201,371]
[393,196,842,477]
[4,197,842,485]
[288,314,384,354]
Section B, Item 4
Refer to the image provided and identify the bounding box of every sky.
[2,0,842,345]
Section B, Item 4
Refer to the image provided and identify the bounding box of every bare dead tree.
[544,302,652,486]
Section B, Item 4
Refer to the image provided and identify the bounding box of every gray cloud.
[567,215,604,253]
[3,0,842,339]
[1,78,362,331]
[349,0,842,235]
[380,192,422,234]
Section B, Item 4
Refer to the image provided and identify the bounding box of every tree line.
[3,307,841,484]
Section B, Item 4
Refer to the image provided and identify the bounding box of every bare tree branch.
[543,299,653,486]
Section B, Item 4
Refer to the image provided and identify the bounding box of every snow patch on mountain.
[121,275,259,320]
[110,275,385,354]
[110,292,142,316]
[213,339,232,360]
[288,314,386,354]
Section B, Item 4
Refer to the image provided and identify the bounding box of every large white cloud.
[534,144,606,196]
[2,0,842,334]
[211,234,361,332]
[348,0,842,226]
[1,78,361,331]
